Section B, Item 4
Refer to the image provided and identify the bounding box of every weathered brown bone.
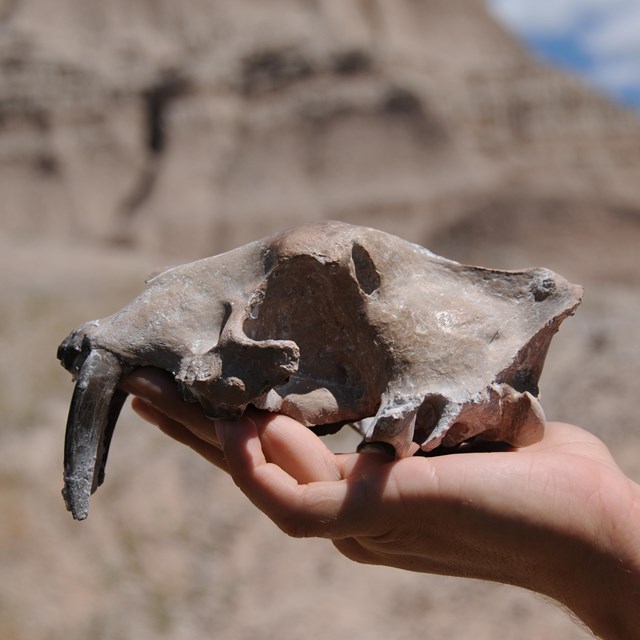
[58,221,582,519]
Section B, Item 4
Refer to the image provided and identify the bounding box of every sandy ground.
[1,218,638,640]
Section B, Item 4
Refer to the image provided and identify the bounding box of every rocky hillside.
[2,0,639,257]
[1,2,639,640]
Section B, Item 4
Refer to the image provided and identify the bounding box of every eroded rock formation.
[1,0,639,257]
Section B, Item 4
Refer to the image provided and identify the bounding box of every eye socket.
[351,242,381,295]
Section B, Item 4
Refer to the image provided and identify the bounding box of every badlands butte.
[0,1,639,639]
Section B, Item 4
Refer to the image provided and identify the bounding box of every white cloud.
[485,0,570,34]
[486,0,640,102]
[583,5,640,58]
[486,0,633,36]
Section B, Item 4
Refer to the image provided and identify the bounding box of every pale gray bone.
[58,221,583,519]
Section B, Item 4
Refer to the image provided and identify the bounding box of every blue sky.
[486,0,640,110]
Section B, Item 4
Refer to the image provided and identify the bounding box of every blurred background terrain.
[1,1,639,639]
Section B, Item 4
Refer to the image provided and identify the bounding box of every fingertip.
[131,396,160,424]
[120,367,175,404]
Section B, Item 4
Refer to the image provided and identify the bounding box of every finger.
[124,368,348,482]
[245,409,341,484]
[221,419,384,540]
[238,409,395,484]
[121,368,219,446]
[131,397,228,471]
[334,450,395,479]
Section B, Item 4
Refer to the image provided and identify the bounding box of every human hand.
[121,368,640,639]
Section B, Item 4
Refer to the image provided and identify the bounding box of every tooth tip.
[62,484,90,521]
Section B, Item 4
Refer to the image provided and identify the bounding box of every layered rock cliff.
[2,0,639,257]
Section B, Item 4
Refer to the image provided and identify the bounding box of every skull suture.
[58,221,583,520]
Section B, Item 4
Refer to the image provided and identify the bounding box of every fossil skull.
[58,221,582,519]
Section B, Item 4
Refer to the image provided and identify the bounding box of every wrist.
[542,477,640,639]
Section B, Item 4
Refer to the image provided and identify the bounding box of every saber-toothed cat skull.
[58,221,582,519]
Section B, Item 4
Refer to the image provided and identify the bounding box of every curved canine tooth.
[62,349,123,520]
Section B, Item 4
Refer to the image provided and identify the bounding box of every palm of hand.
[123,369,627,582]
[122,369,640,639]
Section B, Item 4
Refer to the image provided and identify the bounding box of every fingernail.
[215,422,226,447]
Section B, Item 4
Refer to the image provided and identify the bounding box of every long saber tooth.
[62,349,123,520]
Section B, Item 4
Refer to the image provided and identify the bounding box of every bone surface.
[58,221,583,519]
